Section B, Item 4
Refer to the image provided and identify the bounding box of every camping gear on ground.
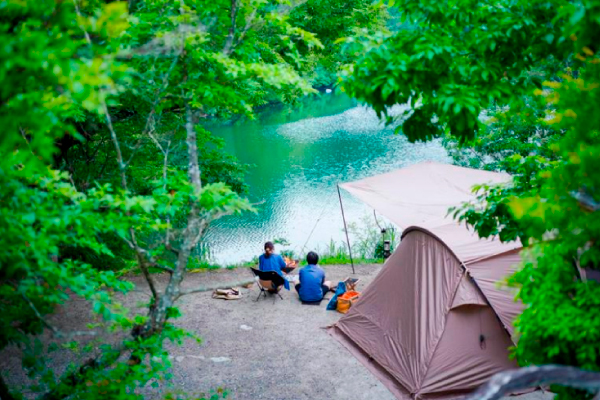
[250,268,286,302]
[328,162,527,400]
[336,290,360,314]
[326,281,347,310]
[212,287,242,300]
[343,277,359,291]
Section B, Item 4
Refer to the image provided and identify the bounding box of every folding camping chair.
[250,268,285,302]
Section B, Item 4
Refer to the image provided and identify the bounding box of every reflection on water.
[202,93,449,264]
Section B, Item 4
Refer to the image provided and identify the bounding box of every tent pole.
[337,184,355,274]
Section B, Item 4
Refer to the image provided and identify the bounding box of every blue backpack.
[326,281,347,310]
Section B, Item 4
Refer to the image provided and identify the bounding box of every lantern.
[383,240,391,259]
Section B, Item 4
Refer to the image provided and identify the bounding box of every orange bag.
[336,291,360,314]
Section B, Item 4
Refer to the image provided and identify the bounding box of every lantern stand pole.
[337,184,355,275]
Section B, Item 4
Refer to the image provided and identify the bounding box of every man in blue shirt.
[258,242,295,291]
[295,251,332,302]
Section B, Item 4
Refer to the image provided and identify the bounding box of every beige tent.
[328,162,523,399]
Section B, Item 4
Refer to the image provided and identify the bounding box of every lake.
[202,92,449,265]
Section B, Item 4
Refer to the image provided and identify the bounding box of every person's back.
[258,241,286,274]
[258,253,286,273]
[296,252,331,302]
[257,241,293,292]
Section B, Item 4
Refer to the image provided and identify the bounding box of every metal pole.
[337,184,355,274]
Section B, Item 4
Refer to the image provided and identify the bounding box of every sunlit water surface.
[202,93,450,264]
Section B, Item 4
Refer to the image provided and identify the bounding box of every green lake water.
[203,92,449,264]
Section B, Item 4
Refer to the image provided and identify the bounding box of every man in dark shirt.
[295,251,332,302]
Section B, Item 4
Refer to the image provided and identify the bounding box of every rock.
[175,356,185,362]
[240,324,253,331]
[210,357,231,363]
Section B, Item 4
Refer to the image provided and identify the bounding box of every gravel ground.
[1,264,554,400]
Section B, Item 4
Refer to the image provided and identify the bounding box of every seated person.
[258,241,295,292]
[295,251,332,302]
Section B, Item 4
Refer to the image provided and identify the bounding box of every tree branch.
[135,248,160,299]
[185,104,201,190]
[464,365,600,400]
[165,242,180,256]
[163,140,174,252]
[124,49,182,168]
[152,264,174,274]
[222,0,238,56]
[71,0,92,46]
[103,101,163,301]
[21,292,98,339]
[233,9,258,50]
[103,103,129,191]
[162,140,171,183]
[21,292,59,336]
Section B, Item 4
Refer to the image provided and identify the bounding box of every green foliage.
[1,0,352,398]
[317,240,359,265]
[510,245,600,399]
[340,0,574,142]
[187,258,222,272]
[0,1,173,397]
[0,0,129,171]
[288,0,388,87]
[0,0,130,343]
[346,215,398,261]
[0,170,133,350]
[452,154,559,244]
[62,116,248,198]
[443,97,563,172]
[122,0,320,120]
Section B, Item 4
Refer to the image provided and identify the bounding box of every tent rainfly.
[328,162,524,400]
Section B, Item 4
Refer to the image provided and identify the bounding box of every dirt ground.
[1,264,554,400]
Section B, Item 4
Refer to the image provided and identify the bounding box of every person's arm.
[278,255,286,271]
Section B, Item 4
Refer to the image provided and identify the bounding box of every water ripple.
[202,95,449,264]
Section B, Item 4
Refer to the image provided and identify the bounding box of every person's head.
[306,251,319,265]
[264,241,275,257]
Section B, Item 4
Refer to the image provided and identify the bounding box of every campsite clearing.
[0,265,554,400]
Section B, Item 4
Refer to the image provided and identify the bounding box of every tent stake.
[337,184,355,274]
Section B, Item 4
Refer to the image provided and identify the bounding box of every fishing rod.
[296,163,355,274]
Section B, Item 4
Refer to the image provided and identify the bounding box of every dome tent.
[328,162,523,399]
